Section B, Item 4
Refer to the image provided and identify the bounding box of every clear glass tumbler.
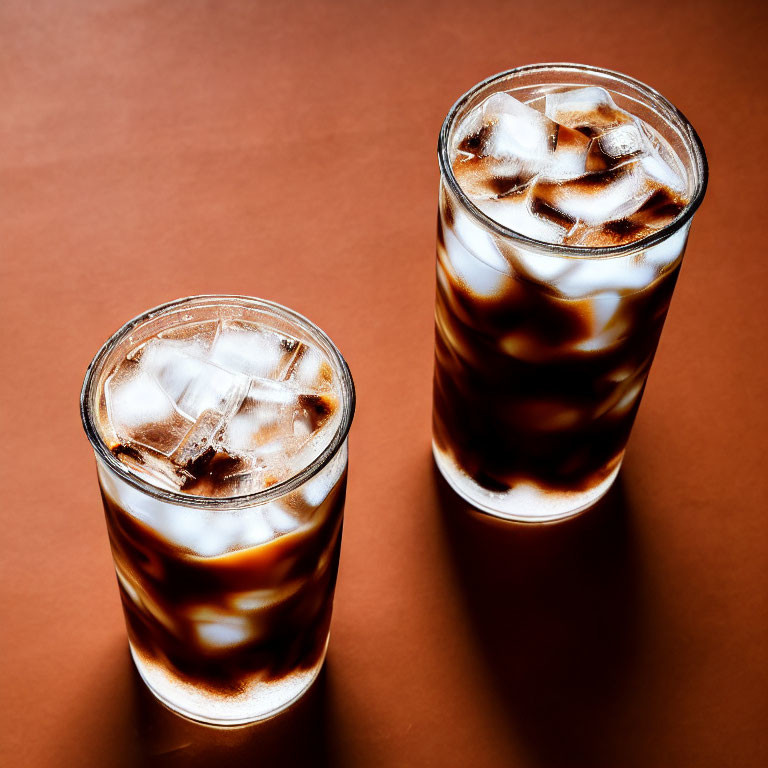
[432,64,707,522]
[81,296,355,724]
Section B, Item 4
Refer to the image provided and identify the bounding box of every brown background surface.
[1,1,766,766]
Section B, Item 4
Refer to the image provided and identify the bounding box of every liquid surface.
[451,86,688,247]
[96,318,340,497]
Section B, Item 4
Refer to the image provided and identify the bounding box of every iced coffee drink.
[434,64,707,521]
[81,296,355,724]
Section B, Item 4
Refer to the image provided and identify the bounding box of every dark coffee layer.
[101,471,346,694]
[433,195,682,495]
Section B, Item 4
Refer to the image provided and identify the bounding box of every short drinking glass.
[81,295,355,724]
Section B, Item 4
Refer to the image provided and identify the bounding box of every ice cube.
[284,442,346,514]
[280,418,338,486]
[640,154,684,193]
[265,503,301,534]
[454,93,560,193]
[477,196,569,244]
[474,93,557,162]
[175,363,248,422]
[209,321,298,379]
[238,509,276,547]
[155,506,210,552]
[163,508,268,557]
[109,488,235,555]
[189,608,254,652]
[545,87,633,136]
[104,366,195,457]
[442,207,515,297]
[293,410,314,442]
[300,468,336,508]
[279,340,312,381]
[572,293,627,352]
[454,93,589,196]
[297,392,337,433]
[97,461,183,527]
[284,346,332,391]
[548,123,591,180]
[640,153,686,193]
[550,254,656,297]
[140,338,249,422]
[586,123,646,172]
[530,162,653,228]
[222,378,300,454]
[640,222,689,269]
[106,336,246,468]
[115,447,186,491]
[444,226,510,297]
[167,507,277,555]
[171,410,225,467]
[511,247,571,284]
[219,376,338,492]
[139,338,207,403]
[637,123,687,192]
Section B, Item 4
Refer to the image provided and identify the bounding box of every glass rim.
[80,295,356,510]
[438,62,709,259]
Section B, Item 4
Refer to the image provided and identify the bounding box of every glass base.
[129,637,328,726]
[433,442,621,523]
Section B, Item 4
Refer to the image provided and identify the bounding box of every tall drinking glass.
[433,64,707,521]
